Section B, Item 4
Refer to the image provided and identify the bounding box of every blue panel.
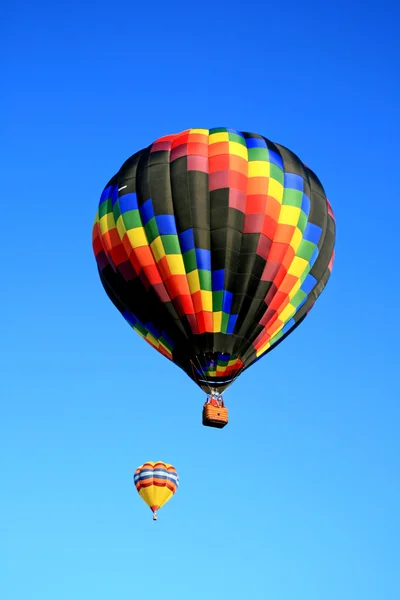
[268,150,284,169]
[303,222,322,244]
[309,247,319,268]
[140,198,155,224]
[161,331,175,347]
[222,291,233,313]
[100,185,113,203]
[111,185,119,207]
[156,214,177,235]
[145,321,160,339]
[245,137,267,148]
[282,318,295,335]
[227,314,238,334]
[195,248,211,271]
[179,228,195,253]
[301,193,310,216]
[212,269,225,291]
[284,173,303,191]
[301,274,317,295]
[119,192,138,213]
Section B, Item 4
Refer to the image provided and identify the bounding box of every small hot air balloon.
[133,462,179,520]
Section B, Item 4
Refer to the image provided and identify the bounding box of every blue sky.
[2,1,399,598]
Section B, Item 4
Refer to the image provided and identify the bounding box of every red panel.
[186,314,199,335]
[110,243,129,266]
[244,213,264,234]
[209,154,229,172]
[170,144,188,161]
[279,273,298,294]
[208,141,229,157]
[229,154,248,174]
[167,274,190,298]
[171,133,190,147]
[262,215,278,240]
[256,234,272,260]
[229,189,246,212]
[266,196,281,221]
[157,256,172,281]
[187,142,209,157]
[247,177,268,195]
[261,262,280,282]
[274,224,295,244]
[229,170,247,192]
[188,155,208,173]
[153,283,170,303]
[209,170,230,191]
[142,264,162,285]
[192,290,203,314]
[134,245,154,267]
[246,194,267,215]
[268,242,289,263]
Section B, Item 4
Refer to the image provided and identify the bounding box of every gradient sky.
[2,1,400,599]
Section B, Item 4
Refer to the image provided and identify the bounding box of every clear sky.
[2,1,399,599]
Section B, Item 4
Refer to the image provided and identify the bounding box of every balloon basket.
[202,404,228,429]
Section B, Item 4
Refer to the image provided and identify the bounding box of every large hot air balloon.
[93,128,335,426]
[134,462,179,520]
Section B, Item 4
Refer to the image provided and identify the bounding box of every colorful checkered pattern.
[93,128,335,392]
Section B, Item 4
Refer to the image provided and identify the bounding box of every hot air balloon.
[93,128,335,427]
[134,462,179,520]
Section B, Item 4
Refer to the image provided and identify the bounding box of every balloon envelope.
[134,462,179,519]
[93,128,335,392]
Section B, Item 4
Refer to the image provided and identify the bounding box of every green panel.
[270,163,284,184]
[122,209,142,230]
[297,211,308,234]
[297,239,317,262]
[112,200,122,223]
[212,291,223,311]
[228,133,247,146]
[160,336,174,351]
[144,218,159,243]
[282,188,303,207]
[135,323,147,337]
[210,127,228,134]
[291,289,307,309]
[221,312,229,334]
[183,249,197,272]
[99,198,112,219]
[199,270,212,291]
[247,147,269,162]
[299,264,311,284]
[162,234,181,255]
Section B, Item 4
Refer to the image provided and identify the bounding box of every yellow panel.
[187,270,200,293]
[150,236,165,261]
[127,227,148,249]
[146,333,158,347]
[287,256,309,277]
[213,311,222,332]
[256,340,271,357]
[93,213,99,225]
[228,359,238,366]
[99,212,116,235]
[201,290,212,312]
[278,303,296,324]
[209,132,229,143]
[167,254,186,275]
[190,128,209,135]
[290,227,303,252]
[116,215,126,239]
[288,279,301,300]
[278,206,301,226]
[268,178,284,203]
[248,161,270,178]
[228,141,248,160]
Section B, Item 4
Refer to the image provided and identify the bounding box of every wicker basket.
[202,403,229,428]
